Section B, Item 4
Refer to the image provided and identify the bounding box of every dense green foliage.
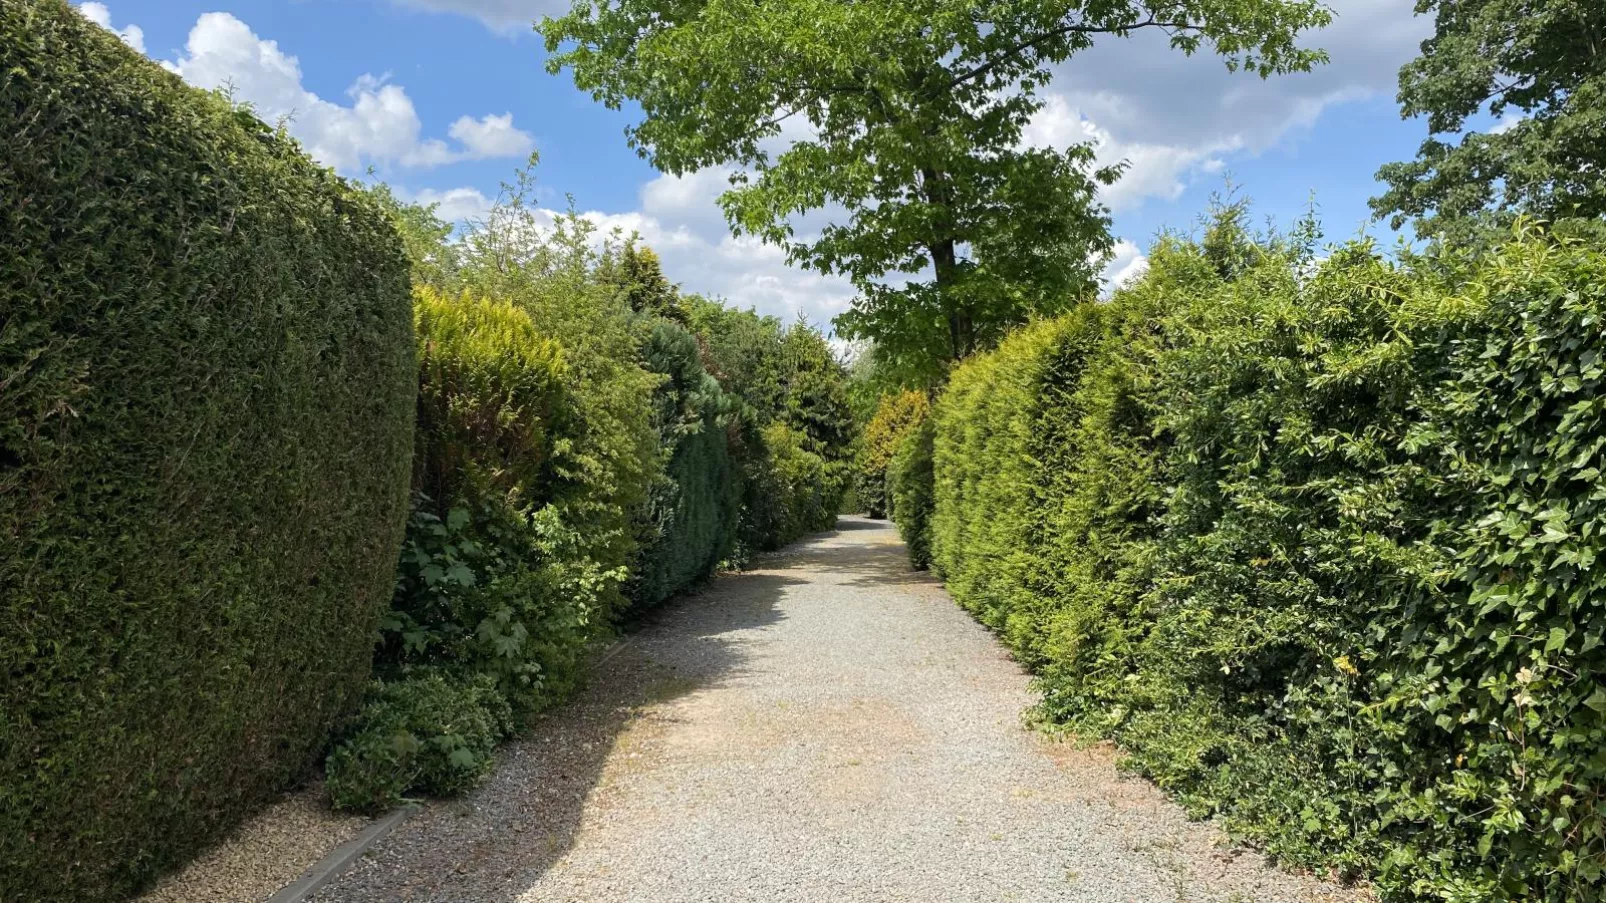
[1374,1,1606,244]
[887,413,937,569]
[0,4,416,899]
[542,0,1330,380]
[325,182,855,810]
[630,319,741,609]
[926,216,1606,901]
[325,671,513,812]
[687,296,857,554]
[855,390,930,519]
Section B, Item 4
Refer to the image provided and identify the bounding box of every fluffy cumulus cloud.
[77,2,144,53]
[1101,240,1150,293]
[412,186,497,223]
[1032,0,1429,211]
[77,5,534,174]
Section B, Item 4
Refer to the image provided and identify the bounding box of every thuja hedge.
[855,390,929,519]
[922,224,1606,901]
[0,3,415,899]
[631,320,741,610]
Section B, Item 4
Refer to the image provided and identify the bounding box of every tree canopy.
[1373,0,1606,243]
[540,0,1331,384]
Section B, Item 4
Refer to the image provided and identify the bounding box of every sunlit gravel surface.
[315,517,1365,903]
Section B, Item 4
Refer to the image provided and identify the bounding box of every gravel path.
[136,784,366,903]
[314,517,1363,903]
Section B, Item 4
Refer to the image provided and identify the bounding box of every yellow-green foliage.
[759,422,841,544]
[887,411,936,568]
[856,390,930,518]
[929,224,1606,901]
[0,4,415,899]
[413,287,568,508]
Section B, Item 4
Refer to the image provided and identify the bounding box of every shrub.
[630,320,741,608]
[412,287,568,509]
[325,671,514,813]
[0,4,415,900]
[929,220,1606,901]
[375,289,609,730]
[856,390,930,518]
[888,411,936,568]
[758,422,840,546]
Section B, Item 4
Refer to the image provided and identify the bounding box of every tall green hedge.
[929,223,1606,901]
[0,3,416,900]
[631,320,741,609]
[855,390,929,519]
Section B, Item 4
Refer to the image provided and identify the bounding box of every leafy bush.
[0,5,415,900]
[325,671,514,813]
[856,390,930,518]
[630,320,741,608]
[767,422,844,543]
[888,411,936,568]
[413,287,568,509]
[687,296,856,555]
[929,219,1606,901]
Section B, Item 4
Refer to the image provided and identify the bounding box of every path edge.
[263,804,414,903]
[264,636,632,903]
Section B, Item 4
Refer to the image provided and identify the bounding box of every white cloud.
[447,113,536,159]
[1024,95,1241,212]
[386,0,567,32]
[1024,1,1430,212]
[413,186,497,222]
[154,11,533,173]
[1490,113,1526,135]
[77,2,145,53]
[1101,240,1150,293]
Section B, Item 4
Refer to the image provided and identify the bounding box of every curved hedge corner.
[0,4,416,901]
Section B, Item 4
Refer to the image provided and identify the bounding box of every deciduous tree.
[1373,0,1606,242]
[541,0,1331,380]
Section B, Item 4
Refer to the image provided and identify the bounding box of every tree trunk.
[920,166,970,363]
[930,236,965,362]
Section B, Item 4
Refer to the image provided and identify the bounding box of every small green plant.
[325,671,514,812]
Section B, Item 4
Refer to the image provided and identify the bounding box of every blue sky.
[78,1,1440,329]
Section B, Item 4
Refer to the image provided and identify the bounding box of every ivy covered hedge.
[920,217,1606,901]
[0,3,416,900]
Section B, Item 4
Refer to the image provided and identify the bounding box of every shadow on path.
[314,569,803,902]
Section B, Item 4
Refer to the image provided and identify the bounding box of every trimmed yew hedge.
[0,3,415,899]
[927,224,1606,901]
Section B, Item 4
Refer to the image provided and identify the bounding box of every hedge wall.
[927,224,1606,901]
[0,3,416,900]
[631,320,741,609]
[855,390,929,519]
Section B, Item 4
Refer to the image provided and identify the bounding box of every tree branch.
[939,17,1199,94]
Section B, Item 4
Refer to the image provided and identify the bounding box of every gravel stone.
[136,784,367,903]
[314,517,1368,903]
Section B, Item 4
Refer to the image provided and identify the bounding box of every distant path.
[315,517,1358,903]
